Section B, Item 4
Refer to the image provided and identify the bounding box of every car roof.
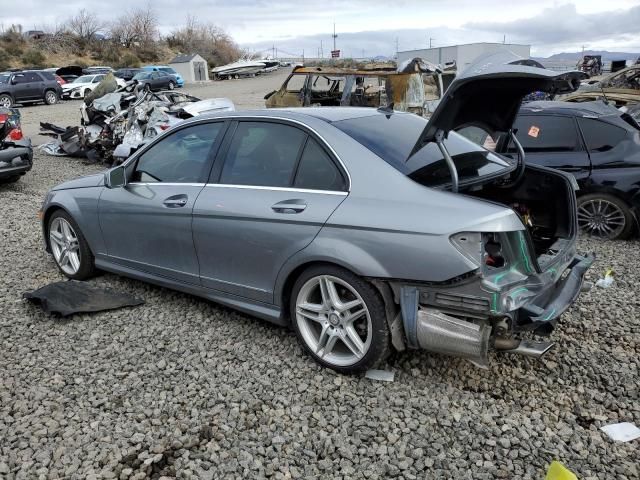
[196,107,413,124]
[520,100,622,117]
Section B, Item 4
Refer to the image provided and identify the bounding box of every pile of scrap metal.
[561,64,640,108]
[576,55,602,76]
[40,80,234,164]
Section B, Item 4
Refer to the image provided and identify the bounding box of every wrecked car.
[265,62,453,117]
[40,52,592,373]
[562,65,640,108]
[40,86,234,164]
[61,73,127,100]
[0,107,32,183]
[576,55,602,77]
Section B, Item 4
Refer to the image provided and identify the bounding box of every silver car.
[40,53,593,373]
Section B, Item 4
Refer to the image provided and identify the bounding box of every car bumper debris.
[0,107,33,180]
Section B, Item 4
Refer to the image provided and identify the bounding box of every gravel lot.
[1,70,639,479]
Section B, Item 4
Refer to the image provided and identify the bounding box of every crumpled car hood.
[52,172,104,191]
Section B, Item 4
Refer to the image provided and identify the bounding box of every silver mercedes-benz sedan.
[40,53,593,372]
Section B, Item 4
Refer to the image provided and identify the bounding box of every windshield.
[133,72,151,80]
[0,73,9,84]
[333,112,512,188]
[73,75,94,83]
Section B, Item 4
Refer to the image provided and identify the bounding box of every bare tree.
[110,5,158,48]
[168,16,242,66]
[67,9,104,41]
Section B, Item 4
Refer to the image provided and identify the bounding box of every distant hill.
[534,50,639,62]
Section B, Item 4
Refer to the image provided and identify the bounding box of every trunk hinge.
[435,129,459,193]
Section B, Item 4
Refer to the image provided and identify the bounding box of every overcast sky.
[2,1,639,58]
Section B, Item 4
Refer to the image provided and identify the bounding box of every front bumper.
[61,89,83,99]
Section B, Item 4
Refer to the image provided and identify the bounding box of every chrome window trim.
[204,184,348,196]
[126,182,206,187]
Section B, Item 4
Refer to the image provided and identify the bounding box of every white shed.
[398,42,531,73]
[169,53,209,83]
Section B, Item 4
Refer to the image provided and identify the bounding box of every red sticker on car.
[528,126,540,138]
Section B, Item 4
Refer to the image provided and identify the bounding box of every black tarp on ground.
[23,281,144,317]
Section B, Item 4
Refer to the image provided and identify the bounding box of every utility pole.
[320,40,323,59]
[503,34,506,44]
[332,23,338,52]
[429,37,433,49]
[395,37,399,58]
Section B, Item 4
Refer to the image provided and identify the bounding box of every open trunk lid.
[409,51,582,156]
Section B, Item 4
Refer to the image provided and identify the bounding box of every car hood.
[52,173,104,191]
[410,51,582,155]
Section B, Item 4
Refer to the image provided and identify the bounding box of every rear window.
[39,71,55,81]
[512,115,581,152]
[333,113,511,188]
[577,117,627,152]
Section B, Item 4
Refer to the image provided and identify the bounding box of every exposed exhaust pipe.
[500,339,555,358]
[415,309,490,368]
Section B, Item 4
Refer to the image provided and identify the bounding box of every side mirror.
[105,166,126,188]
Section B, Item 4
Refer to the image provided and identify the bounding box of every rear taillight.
[0,113,8,125]
[8,128,23,141]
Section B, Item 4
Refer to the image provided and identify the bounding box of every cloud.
[464,3,640,47]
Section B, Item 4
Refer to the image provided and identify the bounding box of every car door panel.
[192,186,346,302]
[99,184,205,284]
[97,121,226,284]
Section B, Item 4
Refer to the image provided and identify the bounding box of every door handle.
[271,199,307,214]
[163,195,188,208]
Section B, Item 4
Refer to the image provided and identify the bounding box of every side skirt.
[94,257,286,326]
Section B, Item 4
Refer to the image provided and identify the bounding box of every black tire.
[577,193,634,240]
[47,210,96,280]
[0,175,20,184]
[44,89,58,105]
[168,81,175,90]
[290,265,390,374]
[0,94,13,108]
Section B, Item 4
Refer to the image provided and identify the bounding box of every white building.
[398,42,531,72]
[168,54,210,83]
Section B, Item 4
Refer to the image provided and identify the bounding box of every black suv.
[114,68,143,81]
[509,101,640,240]
[0,70,63,108]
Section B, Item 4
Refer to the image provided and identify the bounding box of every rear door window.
[513,115,581,152]
[294,138,346,191]
[577,118,627,152]
[220,122,306,187]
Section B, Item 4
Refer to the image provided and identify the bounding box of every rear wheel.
[0,94,12,108]
[48,210,96,280]
[44,89,58,105]
[291,265,390,373]
[577,193,634,240]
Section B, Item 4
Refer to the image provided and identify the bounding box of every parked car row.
[0,70,62,107]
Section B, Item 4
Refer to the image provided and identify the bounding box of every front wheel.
[577,193,634,240]
[48,210,96,280]
[44,90,58,105]
[291,265,390,373]
[0,94,13,108]
[168,81,175,90]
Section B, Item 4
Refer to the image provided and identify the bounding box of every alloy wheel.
[295,275,372,367]
[577,198,626,239]
[0,96,11,108]
[45,91,57,104]
[49,217,81,275]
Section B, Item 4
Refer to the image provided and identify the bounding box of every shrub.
[120,52,141,67]
[0,49,10,70]
[21,49,46,68]
[3,41,24,57]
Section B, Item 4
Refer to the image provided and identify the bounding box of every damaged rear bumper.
[396,251,594,366]
[0,142,33,179]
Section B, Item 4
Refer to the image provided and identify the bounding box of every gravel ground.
[1,72,639,479]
